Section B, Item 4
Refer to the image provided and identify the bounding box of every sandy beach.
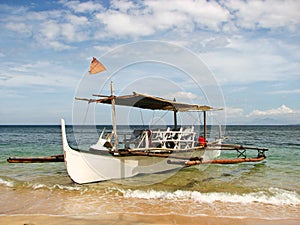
[0,214,299,225]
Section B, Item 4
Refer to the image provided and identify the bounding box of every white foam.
[0,177,14,187]
[54,184,84,191]
[30,183,85,192]
[121,187,300,206]
[32,183,47,189]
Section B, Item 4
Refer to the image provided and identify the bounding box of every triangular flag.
[89,57,106,74]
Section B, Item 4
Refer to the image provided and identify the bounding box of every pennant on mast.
[89,57,106,74]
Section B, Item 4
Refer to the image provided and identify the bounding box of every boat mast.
[110,81,118,150]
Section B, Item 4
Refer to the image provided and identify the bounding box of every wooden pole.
[7,155,64,163]
[203,111,207,140]
[173,98,177,130]
[174,110,178,130]
[110,81,118,150]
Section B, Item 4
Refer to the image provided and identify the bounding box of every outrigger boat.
[61,81,268,184]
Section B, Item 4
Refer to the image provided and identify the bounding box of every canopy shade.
[76,92,222,112]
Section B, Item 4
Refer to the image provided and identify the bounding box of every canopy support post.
[173,98,178,130]
[110,81,118,150]
[174,110,178,130]
[203,111,207,140]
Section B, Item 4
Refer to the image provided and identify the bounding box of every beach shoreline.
[1,214,299,225]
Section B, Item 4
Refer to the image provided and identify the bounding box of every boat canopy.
[76,92,222,112]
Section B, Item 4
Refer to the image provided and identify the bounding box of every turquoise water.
[0,125,299,219]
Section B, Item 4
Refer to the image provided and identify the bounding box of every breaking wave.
[0,177,87,193]
[0,177,14,187]
[31,183,85,191]
[120,187,300,206]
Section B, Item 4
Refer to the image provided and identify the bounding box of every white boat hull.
[61,119,182,184]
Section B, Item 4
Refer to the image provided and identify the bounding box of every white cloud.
[36,14,90,44]
[27,10,63,21]
[39,20,61,40]
[61,23,76,42]
[271,89,300,94]
[110,0,136,12]
[2,61,78,90]
[95,0,230,38]
[165,91,198,101]
[226,0,300,31]
[225,107,244,118]
[47,41,73,51]
[2,5,92,50]
[93,0,300,39]
[65,13,89,25]
[96,11,154,38]
[9,63,31,72]
[202,35,300,84]
[62,0,103,13]
[224,105,300,124]
[5,22,32,36]
[3,0,300,49]
[248,105,297,117]
[146,0,230,30]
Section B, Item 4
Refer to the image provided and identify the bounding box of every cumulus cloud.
[96,11,154,38]
[2,4,92,50]
[165,91,198,101]
[39,20,61,40]
[225,107,244,117]
[248,105,297,117]
[94,0,300,39]
[94,0,230,38]
[226,0,300,31]
[62,0,103,13]
[2,0,300,49]
[5,22,32,36]
[224,105,300,124]
[244,105,300,124]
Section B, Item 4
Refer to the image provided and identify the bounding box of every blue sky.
[0,0,299,125]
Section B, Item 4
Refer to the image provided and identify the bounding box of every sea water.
[0,125,299,220]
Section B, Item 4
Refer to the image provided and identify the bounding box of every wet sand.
[0,214,299,225]
[0,186,299,225]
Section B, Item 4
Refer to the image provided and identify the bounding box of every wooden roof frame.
[75,92,222,112]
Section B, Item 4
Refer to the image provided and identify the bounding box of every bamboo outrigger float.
[7,155,64,163]
[59,81,268,184]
